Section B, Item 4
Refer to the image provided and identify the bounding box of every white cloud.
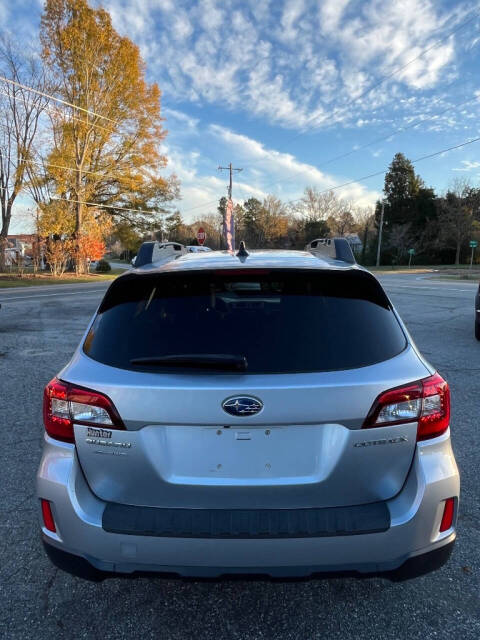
[319,0,351,32]
[278,0,306,43]
[209,125,381,206]
[102,0,468,132]
[166,122,381,222]
[452,160,480,171]
[163,108,199,133]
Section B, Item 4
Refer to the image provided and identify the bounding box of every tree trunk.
[0,234,7,272]
[0,202,13,272]
[75,168,84,275]
[455,241,461,265]
[361,223,369,264]
[75,201,82,275]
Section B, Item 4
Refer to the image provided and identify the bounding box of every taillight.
[43,377,124,443]
[363,372,450,441]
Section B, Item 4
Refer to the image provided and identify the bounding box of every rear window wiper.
[130,354,248,371]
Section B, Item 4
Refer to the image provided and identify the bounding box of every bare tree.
[294,188,344,224]
[354,206,375,263]
[437,178,478,265]
[386,223,412,265]
[329,204,356,236]
[0,40,50,269]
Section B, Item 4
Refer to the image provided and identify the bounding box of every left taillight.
[43,377,125,443]
[363,372,450,442]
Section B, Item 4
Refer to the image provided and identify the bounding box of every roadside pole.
[469,240,478,269]
[218,163,242,252]
[408,248,415,268]
[376,202,384,267]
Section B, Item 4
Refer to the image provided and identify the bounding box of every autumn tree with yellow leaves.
[39,0,179,272]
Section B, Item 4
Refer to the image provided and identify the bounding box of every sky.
[2,0,480,232]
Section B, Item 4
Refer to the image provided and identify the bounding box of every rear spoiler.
[135,241,187,268]
[305,238,356,264]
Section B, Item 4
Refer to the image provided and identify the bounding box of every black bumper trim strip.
[102,502,390,539]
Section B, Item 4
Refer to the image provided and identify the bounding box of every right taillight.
[43,377,124,443]
[363,372,450,441]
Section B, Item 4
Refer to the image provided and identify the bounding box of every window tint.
[84,270,406,374]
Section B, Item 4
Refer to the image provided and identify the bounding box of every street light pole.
[376,201,384,267]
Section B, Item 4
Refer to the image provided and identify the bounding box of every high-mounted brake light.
[43,378,124,443]
[363,372,450,441]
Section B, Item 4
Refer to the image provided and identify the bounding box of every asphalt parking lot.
[0,274,479,640]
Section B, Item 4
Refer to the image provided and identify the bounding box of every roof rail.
[135,241,187,268]
[305,237,356,264]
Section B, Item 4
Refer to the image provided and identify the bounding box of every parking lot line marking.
[0,288,106,302]
[385,284,473,292]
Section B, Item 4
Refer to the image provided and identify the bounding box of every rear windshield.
[83,269,407,374]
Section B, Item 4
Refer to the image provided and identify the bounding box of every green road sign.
[408,248,415,255]
[469,240,478,248]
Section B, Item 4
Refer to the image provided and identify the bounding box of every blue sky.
[3,0,480,231]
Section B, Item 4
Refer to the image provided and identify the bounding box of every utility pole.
[376,201,385,267]
[218,163,243,199]
[218,163,242,252]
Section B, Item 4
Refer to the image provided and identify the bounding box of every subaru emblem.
[222,396,263,417]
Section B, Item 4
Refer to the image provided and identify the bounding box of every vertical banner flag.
[224,197,235,252]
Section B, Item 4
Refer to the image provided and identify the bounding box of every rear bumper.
[37,431,459,578]
[43,537,455,580]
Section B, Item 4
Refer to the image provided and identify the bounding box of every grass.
[104,255,131,264]
[369,263,480,273]
[365,264,480,281]
[0,269,123,288]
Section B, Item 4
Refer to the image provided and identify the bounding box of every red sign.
[197,227,206,245]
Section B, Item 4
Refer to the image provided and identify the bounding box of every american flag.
[223,197,235,252]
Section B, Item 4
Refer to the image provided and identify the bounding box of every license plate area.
[164,425,323,485]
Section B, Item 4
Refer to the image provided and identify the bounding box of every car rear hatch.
[66,267,430,510]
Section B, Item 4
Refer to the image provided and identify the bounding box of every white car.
[187,245,212,252]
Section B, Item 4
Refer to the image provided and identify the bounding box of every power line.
[180,88,480,217]
[259,92,480,194]
[0,184,165,218]
[180,8,479,216]
[0,88,115,136]
[285,134,480,207]
[16,132,474,215]
[0,75,118,125]
[14,157,122,179]
[50,195,165,217]
[280,7,480,148]
[13,87,471,206]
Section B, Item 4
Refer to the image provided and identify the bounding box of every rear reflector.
[43,378,124,444]
[439,498,455,532]
[363,372,450,441]
[41,499,56,532]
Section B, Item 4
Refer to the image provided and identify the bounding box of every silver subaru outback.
[37,239,459,581]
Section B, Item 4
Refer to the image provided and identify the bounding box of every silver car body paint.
[37,250,459,576]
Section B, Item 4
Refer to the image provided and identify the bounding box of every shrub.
[95,258,111,272]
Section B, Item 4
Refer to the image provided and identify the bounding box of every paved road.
[0,274,478,640]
